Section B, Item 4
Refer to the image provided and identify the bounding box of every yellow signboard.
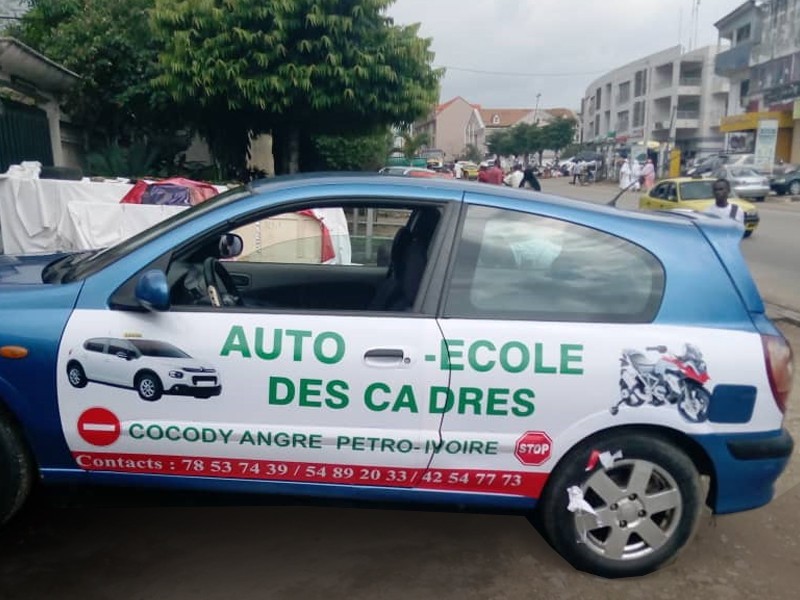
[720,110,794,132]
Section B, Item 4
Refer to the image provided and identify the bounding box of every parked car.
[67,337,221,401]
[0,175,792,579]
[455,161,479,180]
[711,166,771,202]
[639,177,760,236]
[769,163,800,196]
[685,153,754,177]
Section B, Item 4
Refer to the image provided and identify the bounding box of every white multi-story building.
[715,0,800,162]
[581,45,730,162]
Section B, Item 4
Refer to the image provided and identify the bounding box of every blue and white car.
[0,175,793,578]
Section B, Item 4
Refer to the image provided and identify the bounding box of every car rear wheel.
[136,372,163,401]
[789,180,800,196]
[535,431,702,578]
[0,412,35,525]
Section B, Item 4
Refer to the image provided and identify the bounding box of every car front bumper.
[167,384,222,398]
[691,429,793,514]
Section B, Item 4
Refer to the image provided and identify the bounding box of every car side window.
[108,342,130,357]
[444,205,665,323]
[666,183,677,201]
[649,184,664,199]
[84,340,105,353]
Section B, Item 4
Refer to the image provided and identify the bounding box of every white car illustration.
[66,338,221,401]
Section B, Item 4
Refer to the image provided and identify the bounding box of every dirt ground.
[1,324,798,600]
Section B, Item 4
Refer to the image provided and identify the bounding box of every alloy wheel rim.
[68,368,82,385]
[141,379,155,397]
[575,459,682,561]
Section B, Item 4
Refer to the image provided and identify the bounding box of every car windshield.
[728,168,760,178]
[62,187,251,283]
[679,181,714,200]
[128,339,191,358]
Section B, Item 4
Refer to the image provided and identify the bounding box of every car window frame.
[110,196,462,318]
[439,203,666,324]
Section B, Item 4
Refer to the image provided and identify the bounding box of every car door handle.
[230,273,251,288]
[364,348,407,366]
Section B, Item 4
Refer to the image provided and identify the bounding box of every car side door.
[430,199,667,500]
[57,194,460,493]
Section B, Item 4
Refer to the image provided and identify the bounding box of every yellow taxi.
[639,177,760,237]
[456,161,479,180]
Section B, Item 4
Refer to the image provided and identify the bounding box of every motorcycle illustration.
[611,344,711,423]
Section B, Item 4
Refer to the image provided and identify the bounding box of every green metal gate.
[0,98,54,173]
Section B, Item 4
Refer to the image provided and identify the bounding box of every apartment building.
[715,0,800,162]
[581,45,730,161]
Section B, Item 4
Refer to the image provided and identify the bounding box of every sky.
[386,0,745,111]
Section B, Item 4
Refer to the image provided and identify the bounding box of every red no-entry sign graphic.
[77,408,121,447]
[514,431,552,466]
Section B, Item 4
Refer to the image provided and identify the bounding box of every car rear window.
[444,205,665,323]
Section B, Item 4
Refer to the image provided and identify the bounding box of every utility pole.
[533,93,542,124]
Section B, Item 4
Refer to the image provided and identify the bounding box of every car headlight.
[168,370,185,379]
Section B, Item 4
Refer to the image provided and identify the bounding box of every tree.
[13,0,188,161]
[152,0,441,177]
[542,118,577,158]
[460,143,482,163]
[397,131,430,160]
[486,129,513,157]
[312,128,393,171]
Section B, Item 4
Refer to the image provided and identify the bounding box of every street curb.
[766,303,800,328]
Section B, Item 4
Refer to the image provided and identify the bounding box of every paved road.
[541,177,800,313]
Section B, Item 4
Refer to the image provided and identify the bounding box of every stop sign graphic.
[514,431,553,466]
[77,408,121,447]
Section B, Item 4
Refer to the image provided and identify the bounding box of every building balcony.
[714,42,753,77]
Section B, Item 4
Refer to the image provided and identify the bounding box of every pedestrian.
[521,165,542,191]
[484,158,504,185]
[454,162,463,180]
[632,160,642,191]
[504,163,524,188]
[703,179,745,230]
[619,159,634,192]
[570,160,582,185]
[641,159,656,191]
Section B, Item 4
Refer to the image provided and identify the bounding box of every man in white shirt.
[703,179,745,229]
[454,162,463,179]
[504,164,524,188]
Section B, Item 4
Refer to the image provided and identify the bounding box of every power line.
[437,65,609,78]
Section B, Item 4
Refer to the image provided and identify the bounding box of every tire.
[135,372,163,401]
[66,361,88,388]
[789,180,800,196]
[535,431,702,578]
[0,413,35,526]
[678,385,710,423]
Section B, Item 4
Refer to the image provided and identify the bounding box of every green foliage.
[313,129,393,171]
[459,143,482,163]
[14,0,189,157]
[86,141,159,178]
[151,0,442,176]
[487,118,578,161]
[397,131,430,159]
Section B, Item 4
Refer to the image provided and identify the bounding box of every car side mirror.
[219,233,243,259]
[135,269,170,312]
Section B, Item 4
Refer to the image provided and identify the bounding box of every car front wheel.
[0,412,34,525]
[789,180,800,196]
[535,431,702,578]
[135,372,163,401]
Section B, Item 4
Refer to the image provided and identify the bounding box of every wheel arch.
[134,368,161,384]
[545,424,717,509]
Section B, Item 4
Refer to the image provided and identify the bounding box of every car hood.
[0,253,67,285]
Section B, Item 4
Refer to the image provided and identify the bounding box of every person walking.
[521,165,542,191]
[641,159,656,191]
[619,159,634,192]
[484,159,504,185]
[703,179,745,230]
[504,164,524,188]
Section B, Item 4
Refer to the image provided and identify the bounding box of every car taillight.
[762,334,794,414]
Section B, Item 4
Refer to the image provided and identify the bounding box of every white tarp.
[0,175,134,253]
